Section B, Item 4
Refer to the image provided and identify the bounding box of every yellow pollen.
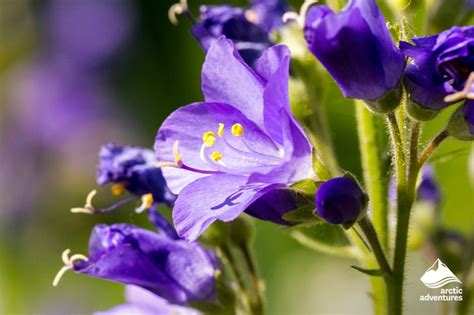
[136,193,154,213]
[111,183,125,196]
[231,123,244,137]
[202,131,216,147]
[211,151,223,162]
[218,123,224,137]
[173,141,182,163]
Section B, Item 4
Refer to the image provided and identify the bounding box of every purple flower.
[69,222,218,305]
[95,285,198,315]
[417,166,441,204]
[400,26,474,110]
[44,0,133,65]
[250,0,290,32]
[155,37,313,240]
[192,5,272,66]
[315,177,366,225]
[97,144,175,207]
[304,0,405,103]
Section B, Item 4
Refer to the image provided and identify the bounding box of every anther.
[70,190,97,214]
[52,249,88,287]
[231,123,244,137]
[211,151,223,162]
[135,193,154,213]
[218,123,225,137]
[202,131,217,147]
[245,10,259,24]
[111,183,125,196]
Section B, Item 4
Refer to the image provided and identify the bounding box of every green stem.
[389,113,419,315]
[355,103,389,250]
[358,216,392,277]
[417,129,449,169]
[290,231,361,259]
[387,112,407,188]
[240,244,264,315]
[221,245,251,312]
[358,216,394,315]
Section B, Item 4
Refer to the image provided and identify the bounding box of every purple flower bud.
[73,223,218,305]
[401,26,474,111]
[97,144,175,206]
[417,165,442,204]
[315,177,366,225]
[304,0,405,107]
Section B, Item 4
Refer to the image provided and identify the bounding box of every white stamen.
[135,193,154,213]
[168,0,188,25]
[283,0,319,28]
[70,190,97,214]
[52,249,88,287]
[444,72,474,103]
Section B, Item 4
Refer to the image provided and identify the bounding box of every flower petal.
[201,37,266,128]
[155,102,281,194]
[172,174,283,240]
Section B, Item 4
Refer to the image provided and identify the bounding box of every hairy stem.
[417,130,449,168]
[389,113,419,315]
[356,103,389,250]
[358,216,394,315]
[240,244,264,315]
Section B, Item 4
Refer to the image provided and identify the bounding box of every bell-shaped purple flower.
[192,5,272,66]
[303,0,405,106]
[70,222,218,305]
[155,37,313,240]
[95,285,198,315]
[97,143,175,206]
[400,26,474,111]
[417,165,442,204]
[315,177,366,225]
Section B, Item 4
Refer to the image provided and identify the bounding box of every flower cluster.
[55,0,474,313]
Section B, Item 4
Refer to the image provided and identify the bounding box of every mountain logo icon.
[420,258,462,289]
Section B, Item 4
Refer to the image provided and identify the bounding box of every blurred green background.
[0,0,472,314]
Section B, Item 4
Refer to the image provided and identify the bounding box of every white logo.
[420,258,462,289]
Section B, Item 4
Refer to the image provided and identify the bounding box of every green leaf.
[350,265,383,277]
[290,179,318,196]
[290,221,351,247]
[282,204,320,224]
[312,149,332,181]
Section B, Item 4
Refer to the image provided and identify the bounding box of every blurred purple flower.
[97,144,176,207]
[191,0,288,66]
[304,0,405,102]
[70,222,218,305]
[251,0,289,32]
[401,26,474,110]
[95,285,199,315]
[155,37,313,240]
[44,0,133,66]
[417,165,442,204]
